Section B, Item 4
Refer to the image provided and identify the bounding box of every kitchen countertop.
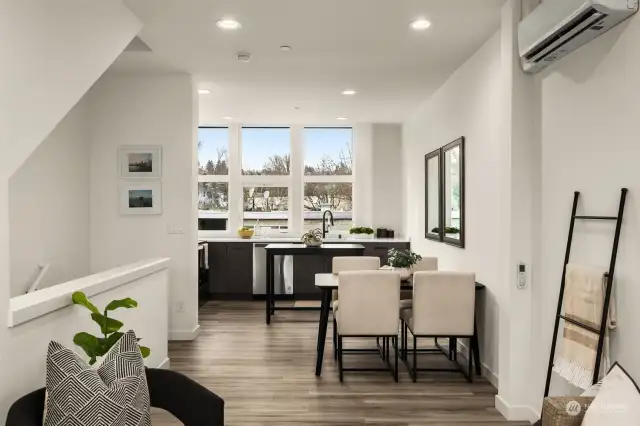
[198,236,410,243]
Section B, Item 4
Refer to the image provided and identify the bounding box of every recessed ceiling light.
[410,19,431,30]
[280,45,292,51]
[198,89,211,95]
[223,116,235,120]
[216,19,241,30]
[342,89,357,96]
[336,117,349,121]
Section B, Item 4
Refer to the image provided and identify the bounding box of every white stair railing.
[27,263,50,294]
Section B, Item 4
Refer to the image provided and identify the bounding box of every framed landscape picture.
[119,182,162,215]
[119,146,162,178]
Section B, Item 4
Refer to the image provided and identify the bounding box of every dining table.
[313,272,486,377]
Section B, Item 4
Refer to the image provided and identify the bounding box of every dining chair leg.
[384,337,389,361]
[333,317,338,361]
[412,335,418,383]
[338,335,344,383]
[403,322,408,361]
[393,336,399,382]
[468,337,474,383]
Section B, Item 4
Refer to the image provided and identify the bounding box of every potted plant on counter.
[301,228,323,247]
[349,226,375,239]
[387,248,422,281]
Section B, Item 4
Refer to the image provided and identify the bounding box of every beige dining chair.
[331,257,380,360]
[400,257,438,311]
[400,271,476,382]
[335,270,401,382]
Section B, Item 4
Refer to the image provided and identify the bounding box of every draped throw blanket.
[553,264,617,389]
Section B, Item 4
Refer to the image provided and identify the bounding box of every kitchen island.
[264,244,365,324]
[202,237,410,302]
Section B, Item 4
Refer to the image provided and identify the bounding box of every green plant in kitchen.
[301,228,323,247]
[349,227,374,235]
[387,248,423,268]
[71,291,150,365]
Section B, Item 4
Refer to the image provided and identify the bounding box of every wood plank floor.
[152,301,528,426]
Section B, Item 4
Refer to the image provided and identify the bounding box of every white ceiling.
[119,0,505,125]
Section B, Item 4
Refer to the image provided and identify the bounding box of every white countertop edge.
[199,237,410,243]
[8,258,171,328]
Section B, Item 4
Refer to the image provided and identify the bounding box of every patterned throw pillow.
[44,331,151,426]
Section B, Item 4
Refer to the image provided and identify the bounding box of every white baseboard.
[157,357,170,369]
[169,324,201,341]
[455,341,499,389]
[495,394,540,424]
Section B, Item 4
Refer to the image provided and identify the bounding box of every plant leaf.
[105,298,138,312]
[72,292,99,314]
[97,332,124,354]
[91,313,124,335]
[139,346,151,358]
[73,332,100,359]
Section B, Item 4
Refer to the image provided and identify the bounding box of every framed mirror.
[424,149,442,241]
[442,137,465,248]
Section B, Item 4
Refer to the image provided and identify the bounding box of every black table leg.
[315,288,332,376]
[266,251,272,325]
[472,317,481,375]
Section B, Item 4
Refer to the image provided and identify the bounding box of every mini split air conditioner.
[519,0,638,73]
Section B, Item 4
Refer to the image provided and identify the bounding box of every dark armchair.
[6,368,224,426]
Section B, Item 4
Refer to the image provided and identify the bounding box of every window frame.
[198,124,355,237]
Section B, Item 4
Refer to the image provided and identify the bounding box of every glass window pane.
[304,128,353,176]
[243,186,289,231]
[242,128,290,175]
[198,127,229,175]
[303,183,352,232]
[198,182,228,230]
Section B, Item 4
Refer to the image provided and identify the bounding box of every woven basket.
[542,396,594,426]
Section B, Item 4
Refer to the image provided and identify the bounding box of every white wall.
[0,2,140,420]
[402,32,503,380]
[0,0,141,178]
[88,73,199,340]
[9,99,90,297]
[533,12,640,403]
[372,124,403,233]
[3,267,169,417]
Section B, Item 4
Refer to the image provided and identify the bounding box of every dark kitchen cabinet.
[208,242,253,297]
[363,242,410,266]
[292,255,328,299]
[225,243,254,295]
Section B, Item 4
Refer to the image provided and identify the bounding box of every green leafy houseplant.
[387,248,422,268]
[72,291,150,365]
[349,227,374,235]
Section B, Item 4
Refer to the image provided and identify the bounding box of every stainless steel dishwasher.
[253,243,293,295]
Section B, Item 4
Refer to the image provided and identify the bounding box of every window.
[243,186,289,232]
[242,127,290,175]
[303,183,352,232]
[197,125,355,236]
[304,128,353,175]
[198,127,229,231]
[198,127,229,175]
[303,128,354,232]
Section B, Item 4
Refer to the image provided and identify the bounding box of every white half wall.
[9,98,90,297]
[3,263,169,419]
[402,32,503,380]
[533,12,640,404]
[88,73,199,339]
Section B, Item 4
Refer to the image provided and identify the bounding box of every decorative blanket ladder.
[543,188,628,397]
